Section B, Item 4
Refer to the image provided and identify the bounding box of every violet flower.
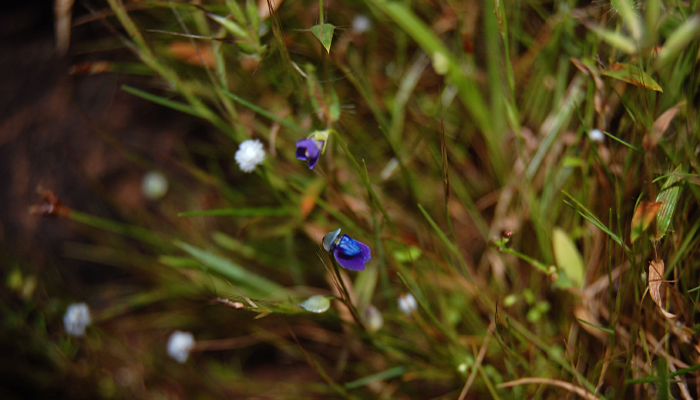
[296,138,323,169]
[323,228,371,271]
[296,130,329,169]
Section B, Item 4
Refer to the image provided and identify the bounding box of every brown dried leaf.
[29,185,71,217]
[643,101,685,150]
[648,260,676,319]
[630,201,662,243]
[167,41,217,68]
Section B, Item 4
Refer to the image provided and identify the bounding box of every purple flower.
[323,228,371,271]
[296,138,324,169]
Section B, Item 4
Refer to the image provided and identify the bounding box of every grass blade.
[179,207,291,217]
[175,241,282,296]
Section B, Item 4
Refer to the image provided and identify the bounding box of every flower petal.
[333,239,371,271]
[295,139,322,169]
[337,235,360,256]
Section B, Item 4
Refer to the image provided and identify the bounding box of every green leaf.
[344,366,406,390]
[655,166,683,241]
[175,241,281,296]
[655,15,700,70]
[585,23,637,54]
[601,63,663,92]
[393,246,422,263]
[122,85,201,118]
[310,23,335,53]
[298,295,331,313]
[552,228,585,288]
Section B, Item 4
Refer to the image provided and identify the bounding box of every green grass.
[5,0,700,398]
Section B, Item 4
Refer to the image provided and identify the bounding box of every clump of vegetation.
[5,0,700,398]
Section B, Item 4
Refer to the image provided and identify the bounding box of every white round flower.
[363,304,383,332]
[167,330,195,363]
[63,302,91,337]
[352,15,371,34]
[588,129,605,143]
[398,293,418,315]
[142,170,169,200]
[235,139,266,173]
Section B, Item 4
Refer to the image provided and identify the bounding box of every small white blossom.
[363,304,383,332]
[398,293,418,315]
[588,129,605,143]
[63,302,91,337]
[142,170,169,200]
[235,139,266,173]
[167,331,195,363]
[352,15,371,34]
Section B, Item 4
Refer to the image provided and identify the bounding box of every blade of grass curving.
[576,318,615,335]
[179,207,290,217]
[602,130,645,154]
[70,210,171,249]
[343,366,406,390]
[625,363,700,384]
[221,89,305,134]
[417,204,471,277]
[122,85,235,138]
[122,85,201,117]
[175,241,282,296]
[561,191,629,251]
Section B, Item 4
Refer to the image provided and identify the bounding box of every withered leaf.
[648,260,676,319]
[630,201,662,243]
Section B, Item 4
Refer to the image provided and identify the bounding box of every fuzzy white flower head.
[63,302,91,337]
[235,139,266,173]
[398,293,418,315]
[142,170,169,200]
[352,15,371,34]
[167,330,195,363]
[588,129,605,143]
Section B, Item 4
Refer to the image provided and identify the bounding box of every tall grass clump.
[6,0,700,398]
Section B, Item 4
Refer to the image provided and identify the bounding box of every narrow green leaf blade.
[179,207,290,217]
[310,23,335,53]
[175,241,282,296]
[601,63,662,92]
[122,85,201,117]
[655,166,683,241]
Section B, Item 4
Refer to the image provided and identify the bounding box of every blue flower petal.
[295,139,323,169]
[333,238,371,271]
[337,235,360,256]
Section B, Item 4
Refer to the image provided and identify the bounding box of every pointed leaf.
[630,201,662,243]
[552,228,585,288]
[655,166,683,241]
[648,260,676,318]
[644,102,684,150]
[310,23,335,53]
[601,63,663,92]
[298,295,331,313]
[175,241,282,296]
[584,22,637,54]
